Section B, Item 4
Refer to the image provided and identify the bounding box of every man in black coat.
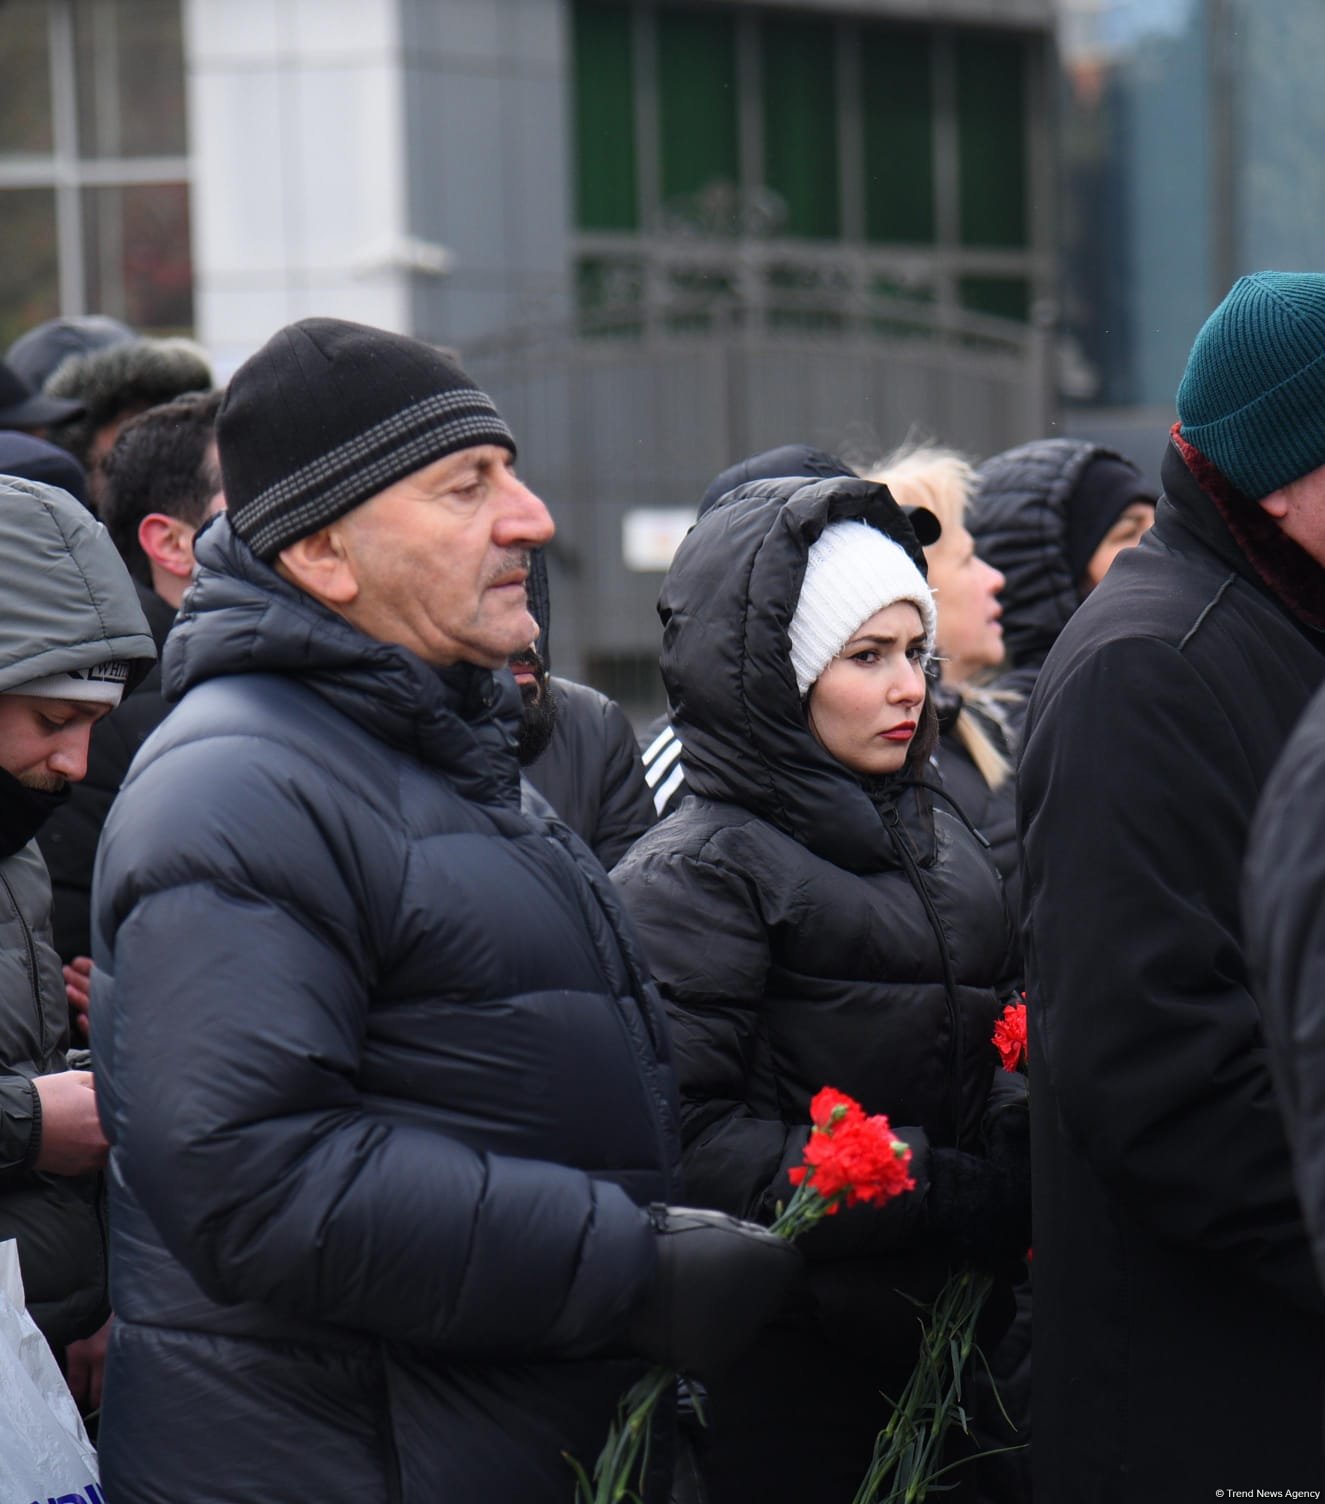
[515,643,655,867]
[512,552,654,867]
[1020,271,1325,1500]
[89,319,796,1504]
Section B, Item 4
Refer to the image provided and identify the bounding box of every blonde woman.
[862,445,1018,891]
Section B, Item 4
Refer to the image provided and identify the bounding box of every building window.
[762,13,840,241]
[657,8,739,226]
[0,0,192,350]
[570,1,1039,336]
[862,27,934,246]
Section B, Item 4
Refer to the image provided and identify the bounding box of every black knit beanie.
[1063,454,1153,582]
[219,318,516,560]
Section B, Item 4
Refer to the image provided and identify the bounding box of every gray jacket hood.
[0,477,155,693]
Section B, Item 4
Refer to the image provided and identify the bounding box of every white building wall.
[184,0,412,376]
[399,0,573,352]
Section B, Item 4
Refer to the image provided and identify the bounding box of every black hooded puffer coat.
[90,518,681,1504]
[968,437,1135,727]
[611,476,1017,1504]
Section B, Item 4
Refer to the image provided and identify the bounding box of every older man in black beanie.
[1020,271,1325,1501]
[89,317,797,1504]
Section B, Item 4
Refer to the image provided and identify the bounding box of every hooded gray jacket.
[0,476,154,1347]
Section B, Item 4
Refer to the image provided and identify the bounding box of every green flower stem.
[572,1184,832,1503]
[852,1267,998,1504]
[566,1365,674,1504]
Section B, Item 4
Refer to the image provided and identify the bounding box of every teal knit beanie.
[1177,271,1325,500]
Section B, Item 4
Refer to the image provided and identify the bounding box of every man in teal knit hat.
[1019,271,1325,1502]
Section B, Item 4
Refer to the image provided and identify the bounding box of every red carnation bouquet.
[772,1087,915,1236]
[570,1087,913,1504]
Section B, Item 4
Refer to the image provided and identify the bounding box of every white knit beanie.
[8,660,130,707]
[788,520,936,697]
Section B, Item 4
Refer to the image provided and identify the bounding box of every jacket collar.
[167,518,523,806]
[1163,427,1325,637]
[0,764,68,860]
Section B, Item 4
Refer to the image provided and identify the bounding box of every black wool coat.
[1020,436,1325,1501]
[612,477,1016,1504]
[1245,680,1325,1304]
[90,518,681,1504]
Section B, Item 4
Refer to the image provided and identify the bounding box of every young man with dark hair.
[39,391,226,974]
[97,389,226,597]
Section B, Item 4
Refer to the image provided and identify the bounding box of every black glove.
[927,1143,1030,1272]
[625,1205,801,1374]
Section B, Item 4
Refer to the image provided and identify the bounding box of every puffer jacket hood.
[660,474,929,873]
[698,443,854,517]
[0,476,155,693]
[969,438,1133,670]
[169,515,521,805]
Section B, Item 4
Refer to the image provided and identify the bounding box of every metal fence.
[466,284,1053,725]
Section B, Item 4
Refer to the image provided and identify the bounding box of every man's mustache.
[485,551,532,589]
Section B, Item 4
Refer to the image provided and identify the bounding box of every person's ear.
[1259,489,1290,521]
[138,513,198,581]
[276,524,360,607]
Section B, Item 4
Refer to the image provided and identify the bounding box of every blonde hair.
[861,443,975,541]
[860,442,1012,791]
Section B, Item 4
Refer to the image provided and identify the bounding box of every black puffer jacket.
[969,438,1132,729]
[612,477,1018,1504]
[525,676,655,868]
[91,519,681,1504]
[931,681,1019,897]
[1021,435,1325,1499]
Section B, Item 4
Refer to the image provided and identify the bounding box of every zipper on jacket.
[879,803,967,1150]
[901,775,992,850]
[0,865,49,1059]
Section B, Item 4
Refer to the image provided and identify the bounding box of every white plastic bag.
[0,1238,102,1504]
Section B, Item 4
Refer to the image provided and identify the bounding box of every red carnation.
[781,1088,914,1230]
[807,1085,865,1131]
[993,1000,1028,1074]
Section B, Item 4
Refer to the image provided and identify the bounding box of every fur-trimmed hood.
[44,337,213,466]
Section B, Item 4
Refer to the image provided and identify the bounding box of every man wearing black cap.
[0,356,84,437]
[1020,271,1325,1498]
[89,318,797,1503]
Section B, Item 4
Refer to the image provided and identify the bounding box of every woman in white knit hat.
[612,473,1028,1504]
